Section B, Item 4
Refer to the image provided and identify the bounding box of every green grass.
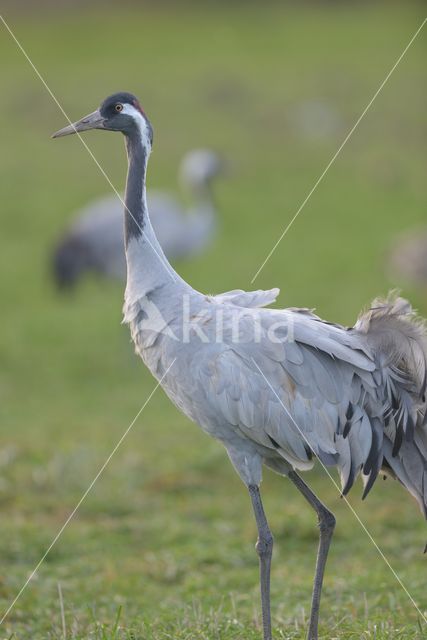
[0,1,426,638]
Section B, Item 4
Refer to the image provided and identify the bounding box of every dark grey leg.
[248,485,274,640]
[288,470,336,640]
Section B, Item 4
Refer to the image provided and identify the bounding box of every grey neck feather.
[124,133,147,246]
[122,129,188,302]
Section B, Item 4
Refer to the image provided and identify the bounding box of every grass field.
[0,2,426,638]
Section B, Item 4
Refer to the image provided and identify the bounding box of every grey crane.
[53,93,427,640]
[52,148,223,288]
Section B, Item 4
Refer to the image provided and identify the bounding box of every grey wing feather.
[354,294,427,515]
[151,289,427,518]
[211,288,280,308]
[192,306,376,480]
[193,294,427,516]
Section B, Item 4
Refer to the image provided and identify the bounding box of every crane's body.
[52,149,221,287]
[125,283,427,513]
[53,93,427,640]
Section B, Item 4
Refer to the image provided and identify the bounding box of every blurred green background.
[0,1,426,638]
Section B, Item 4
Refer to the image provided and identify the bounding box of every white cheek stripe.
[122,104,151,148]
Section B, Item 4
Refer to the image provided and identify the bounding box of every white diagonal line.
[252,357,427,624]
[0,359,176,626]
[251,17,427,284]
[0,14,177,283]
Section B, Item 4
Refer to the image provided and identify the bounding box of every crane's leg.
[288,470,336,640]
[248,484,273,640]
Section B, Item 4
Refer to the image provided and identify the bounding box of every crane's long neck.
[124,134,148,246]
[123,130,181,303]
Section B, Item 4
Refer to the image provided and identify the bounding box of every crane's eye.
[115,103,123,113]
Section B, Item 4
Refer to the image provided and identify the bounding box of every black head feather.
[100,92,146,118]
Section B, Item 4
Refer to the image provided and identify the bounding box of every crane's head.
[52,92,153,148]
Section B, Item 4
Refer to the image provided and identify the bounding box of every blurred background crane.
[52,148,224,288]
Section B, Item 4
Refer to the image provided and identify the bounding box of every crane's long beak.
[52,109,106,138]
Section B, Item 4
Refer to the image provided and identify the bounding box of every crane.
[53,93,427,640]
[52,149,223,288]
